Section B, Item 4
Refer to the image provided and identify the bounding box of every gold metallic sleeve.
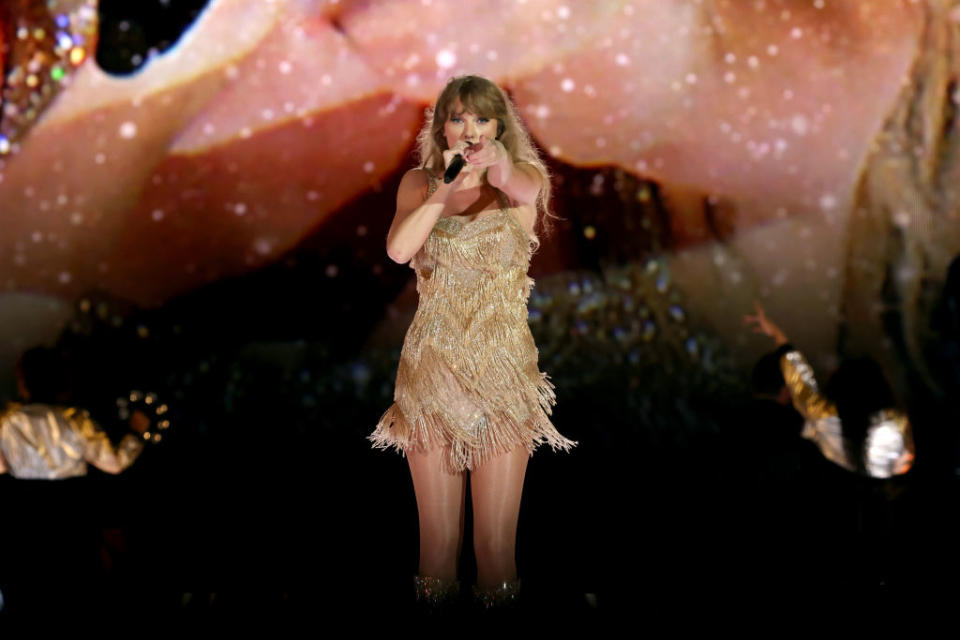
[65,408,144,474]
[779,350,837,421]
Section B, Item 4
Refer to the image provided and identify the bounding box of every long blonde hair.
[416,75,556,240]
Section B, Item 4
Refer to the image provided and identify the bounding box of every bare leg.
[470,446,529,588]
[407,446,467,579]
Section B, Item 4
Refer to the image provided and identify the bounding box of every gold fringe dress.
[369,178,576,472]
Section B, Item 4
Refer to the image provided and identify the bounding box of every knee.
[419,525,462,560]
[473,531,515,562]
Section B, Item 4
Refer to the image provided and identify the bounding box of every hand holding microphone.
[443,140,475,184]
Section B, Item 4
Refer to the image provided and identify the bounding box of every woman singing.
[369,75,576,611]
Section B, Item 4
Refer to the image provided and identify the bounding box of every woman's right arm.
[386,168,456,264]
[743,301,834,420]
[779,350,836,421]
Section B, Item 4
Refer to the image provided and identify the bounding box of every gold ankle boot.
[472,579,522,610]
[413,575,461,613]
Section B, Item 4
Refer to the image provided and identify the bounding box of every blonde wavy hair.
[416,75,556,241]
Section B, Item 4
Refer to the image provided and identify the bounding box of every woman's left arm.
[467,135,541,205]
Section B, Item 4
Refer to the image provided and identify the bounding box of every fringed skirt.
[369,342,576,473]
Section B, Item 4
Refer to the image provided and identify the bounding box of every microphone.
[443,142,474,184]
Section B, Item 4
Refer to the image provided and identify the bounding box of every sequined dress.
[369,177,576,472]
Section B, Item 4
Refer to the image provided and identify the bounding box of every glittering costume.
[779,350,914,478]
[0,403,143,479]
[370,176,576,472]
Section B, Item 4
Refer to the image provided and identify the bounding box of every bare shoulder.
[398,167,431,197]
[395,168,434,217]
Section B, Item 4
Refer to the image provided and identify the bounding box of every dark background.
[2,0,959,627]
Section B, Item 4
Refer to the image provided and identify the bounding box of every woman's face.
[442,96,499,151]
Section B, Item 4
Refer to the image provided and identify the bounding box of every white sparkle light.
[436,49,456,69]
[119,122,137,139]
[254,238,273,255]
[615,53,630,66]
[234,203,247,215]
[561,78,575,92]
[363,161,375,173]
[278,60,293,74]
[152,209,164,221]
[791,114,809,135]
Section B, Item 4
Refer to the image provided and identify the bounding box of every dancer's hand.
[743,301,788,346]
[129,409,150,434]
